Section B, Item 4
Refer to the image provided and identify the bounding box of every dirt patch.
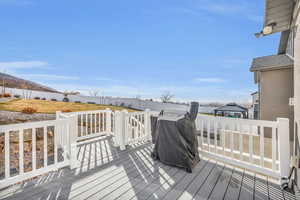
[0,110,55,125]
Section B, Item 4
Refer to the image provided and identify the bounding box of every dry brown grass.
[0,99,137,114]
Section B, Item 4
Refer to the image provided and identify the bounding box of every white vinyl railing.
[196,114,290,180]
[114,109,151,150]
[0,109,291,189]
[57,109,114,143]
[0,118,76,189]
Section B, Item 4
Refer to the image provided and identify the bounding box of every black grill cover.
[151,102,200,172]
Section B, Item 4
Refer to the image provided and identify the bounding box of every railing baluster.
[200,119,204,149]
[249,125,253,163]
[85,114,88,136]
[100,113,103,132]
[214,121,217,153]
[89,114,92,135]
[98,113,100,133]
[222,122,225,155]
[54,125,58,164]
[207,120,211,152]
[5,131,10,178]
[80,114,83,137]
[239,124,243,161]
[19,129,24,174]
[272,126,277,171]
[32,128,36,171]
[43,127,47,167]
[260,126,265,167]
[63,124,67,161]
[230,122,234,158]
[135,115,138,142]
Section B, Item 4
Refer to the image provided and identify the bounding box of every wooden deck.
[0,136,296,200]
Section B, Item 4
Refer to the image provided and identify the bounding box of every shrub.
[0,93,11,98]
[51,99,57,101]
[34,97,40,100]
[75,101,81,103]
[62,97,69,102]
[41,98,46,100]
[22,107,37,114]
[87,102,95,104]
[62,109,72,113]
[14,94,21,98]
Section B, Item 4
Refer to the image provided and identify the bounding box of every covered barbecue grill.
[151,102,200,172]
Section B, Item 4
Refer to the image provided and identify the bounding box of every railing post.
[56,111,62,119]
[106,108,112,134]
[278,118,290,181]
[144,109,151,141]
[122,110,128,150]
[68,115,79,169]
[114,111,126,150]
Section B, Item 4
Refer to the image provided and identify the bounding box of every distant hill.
[0,72,59,93]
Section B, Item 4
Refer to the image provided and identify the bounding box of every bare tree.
[89,90,100,97]
[21,81,32,99]
[1,69,6,94]
[160,91,174,103]
[89,89,104,104]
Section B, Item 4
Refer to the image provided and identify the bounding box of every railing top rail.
[197,114,278,128]
[68,109,111,115]
[0,118,68,131]
[128,111,146,115]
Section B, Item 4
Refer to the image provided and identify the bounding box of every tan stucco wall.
[259,68,294,137]
[294,0,300,144]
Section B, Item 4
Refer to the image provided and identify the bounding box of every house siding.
[259,68,294,138]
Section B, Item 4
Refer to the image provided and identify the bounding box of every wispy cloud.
[0,61,48,70]
[95,77,119,82]
[18,73,80,81]
[165,1,262,23]
[194,78,227,83]
[0,0,33,6]
[198,3,244,14]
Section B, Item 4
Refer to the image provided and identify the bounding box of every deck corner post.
[69,115,79,169]
[56,111,62,119]
[277,118,290,181]
[106,108,112,134]
[121,110,129,150]
[144,109,151,141]
[114,110,127,150]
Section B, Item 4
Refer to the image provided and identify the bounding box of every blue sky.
[0,0,280,103]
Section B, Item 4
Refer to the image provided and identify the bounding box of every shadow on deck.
[0,136,296,200]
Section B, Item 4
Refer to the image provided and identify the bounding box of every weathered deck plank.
[0,137,295,200]
[208,165,234,200]
[223,167,244,200]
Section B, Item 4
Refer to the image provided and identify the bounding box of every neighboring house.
[249,91,259,119]
[250,0,300,187]
[250,0,299,139]
[214,103,248,119]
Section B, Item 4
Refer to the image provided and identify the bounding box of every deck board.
[209,165,234,200]
[239,171,255,200]
[195,163,225,199]
[0,137,295,200]
[177,160,216,200]
[222,167,244,200]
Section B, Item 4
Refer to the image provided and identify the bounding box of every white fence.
[0,119,76,189]
[0,110,291,189]
[4,87,189,112]
[57,109,114,143]
[196,114,290,180]
[114,110,151,150]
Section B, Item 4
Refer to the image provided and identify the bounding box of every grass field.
[0,99,137,114]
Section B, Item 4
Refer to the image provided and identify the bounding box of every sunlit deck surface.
[0,136,296,200]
